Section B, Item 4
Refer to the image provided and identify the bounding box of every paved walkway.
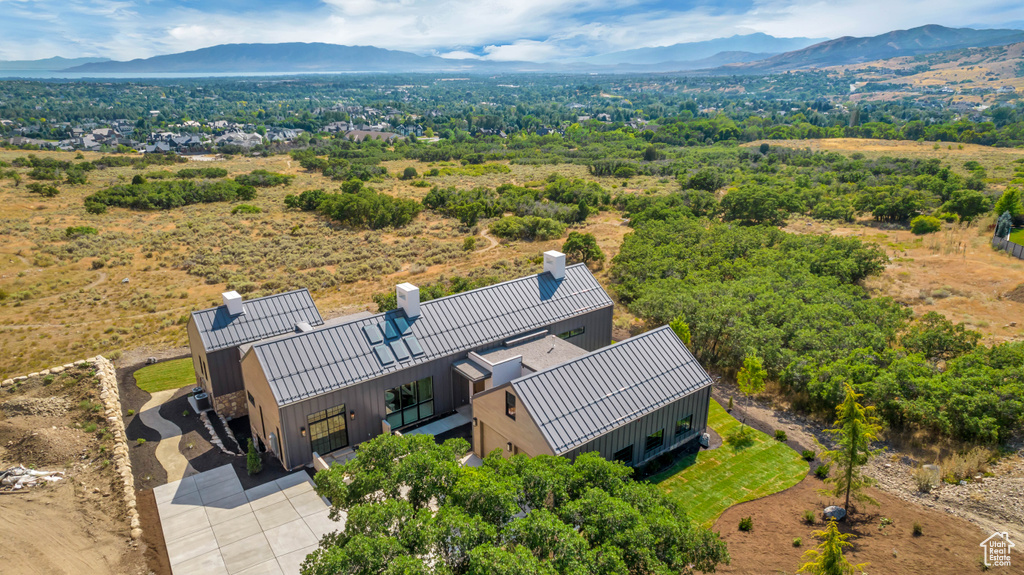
[155,465,337,575]
[139,389,195,482]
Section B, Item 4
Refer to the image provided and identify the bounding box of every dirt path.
[473,228,500,253]
[137,390,195,482]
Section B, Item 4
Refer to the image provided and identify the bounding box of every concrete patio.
[154,464,342,575]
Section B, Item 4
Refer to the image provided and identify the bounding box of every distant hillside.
[0,56,109,71]
[63,43,493,73]
[586,33,825,66]
[725,25,1024,73]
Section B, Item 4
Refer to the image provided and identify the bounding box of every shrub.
[246,438,262,475]
[85,179,251,210]
[401,166,418,180]
[912,522,923,536]
[792,537,802,547]
[26,182,60,197]
[738,516,753,532]
[774,429,788,442]
[235,169,294,187]
[727,396,733,411]
[43,374,55,384]
[802,509,815,524]
[802,449,816,461]
[136,438,146,446]
[231,204,262,215]
[84,422,98,433]
[463,237,476,251]
[913,466,937,493]
[65,225,99,238]
[126,409,135,416]
[941,447,992,484]
[490,216,566,241]
[815,464,830,479]
[182,410,189,417]
[910,215,942,235]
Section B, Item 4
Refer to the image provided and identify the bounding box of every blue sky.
[1,0,1023,61]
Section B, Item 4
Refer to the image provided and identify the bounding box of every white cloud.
[0,0,1023,61]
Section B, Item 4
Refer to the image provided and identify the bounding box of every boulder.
[131,528,143,540]
[823,505,846,521]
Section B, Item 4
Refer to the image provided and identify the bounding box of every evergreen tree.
[996,211,1013,238]
[246,438,262,476]
[797,519,867,575]
[736,353,767,432]
[818,384,882,512]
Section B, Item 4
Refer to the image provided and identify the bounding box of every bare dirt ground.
[714,476,989,574]
[714,378,1024,548]
[0,366,147,575]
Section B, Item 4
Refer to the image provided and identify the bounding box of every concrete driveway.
[154,465,341,575]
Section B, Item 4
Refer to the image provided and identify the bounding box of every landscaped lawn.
[652,400,808,528]
[1009,228,1024,245]
[134,358,197,393]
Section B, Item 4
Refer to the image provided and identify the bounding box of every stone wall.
[1,356,141,540]
[213,389,248,420]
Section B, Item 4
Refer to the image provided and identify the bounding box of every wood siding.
[187,316,245,406]
[263,305,612,470]
[472,386,554,459]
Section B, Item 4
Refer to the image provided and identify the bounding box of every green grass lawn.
[652,400,808,528]
[1009,228,1024,245]
[134,358,197,393]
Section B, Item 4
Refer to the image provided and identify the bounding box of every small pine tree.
[818,384,882,513]
[727,396,734,411]
[797,519,867,575]
[246,438,262,476]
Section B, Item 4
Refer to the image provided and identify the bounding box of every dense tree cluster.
[83,179,255,212]
[308,433,729,575]
[284,180,421,229]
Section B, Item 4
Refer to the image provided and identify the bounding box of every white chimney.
[222,291,244,316]
[396,283,420,318]
[543,250,565,279]
[490,355,522,387]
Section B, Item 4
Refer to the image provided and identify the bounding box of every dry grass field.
[0,151,633,377]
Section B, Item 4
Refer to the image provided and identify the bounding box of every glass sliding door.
[385,377,434,429]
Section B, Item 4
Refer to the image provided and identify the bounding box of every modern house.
[470,325,713,467]
[239,252,613,470]
[184,250,714,472]
[186,289,324,418]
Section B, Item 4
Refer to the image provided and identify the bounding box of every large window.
[308,405,348,455]
[645,429,664,454]
[675,414,693,436]
[558,326,585,340]
[385,377,434,429]
[505,391,516,420]
[613,444,633,464]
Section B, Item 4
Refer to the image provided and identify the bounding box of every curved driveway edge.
[139,389,195,482]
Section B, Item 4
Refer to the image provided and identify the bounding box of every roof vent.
[543,250,565,280]
[295,321,313,333]
[222,291,244,316]
[396,283,420,318]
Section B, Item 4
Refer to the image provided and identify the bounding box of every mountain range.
[0,56,109,71]
[38,25,1024,75]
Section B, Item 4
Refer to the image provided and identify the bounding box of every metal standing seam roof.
[191,288,324,353]
[510,325,713,456]
[250,263,613,407]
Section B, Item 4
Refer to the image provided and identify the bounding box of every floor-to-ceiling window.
[385,377,434,429]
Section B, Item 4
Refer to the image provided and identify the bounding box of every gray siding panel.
[207,348,244,397]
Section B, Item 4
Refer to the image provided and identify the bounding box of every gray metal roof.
[191,289,324,353]
[510,326,713,455]
[250,263,612,407]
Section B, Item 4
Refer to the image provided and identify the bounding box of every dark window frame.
[247,391,255,406]
[645,429,665,454]
[675,414,693,436]
[505,391,516,420]
[385,377,434,429]
[307,405,349,456]
[558,326,585,340]
[613,444,633,464]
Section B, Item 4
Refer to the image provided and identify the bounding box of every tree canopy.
[307,433,730,575]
